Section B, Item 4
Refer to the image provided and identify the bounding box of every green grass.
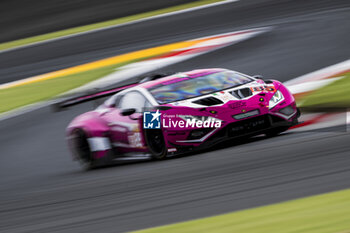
[301,72,350,109]
[0,0,225,51]
[0,64,126,113]
[0,0,227,113]
[131,189,350,233]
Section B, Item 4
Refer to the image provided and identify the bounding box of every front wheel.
[144,129,167,160]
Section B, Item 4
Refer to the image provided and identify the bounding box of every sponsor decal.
[167,148,177,153]
[212,91,231,101]
[221,94,232,102]
[128,132,143,148]
[229,118,266,134]
[250,85,276,92]
[229,102,247,109]
[143,110,222,129]
[164,115,222,128]
[143,110,161,129]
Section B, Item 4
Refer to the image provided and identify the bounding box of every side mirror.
[121,108,136,116]
[253,75,264,80]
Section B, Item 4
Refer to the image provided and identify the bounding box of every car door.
[102,91,151,153]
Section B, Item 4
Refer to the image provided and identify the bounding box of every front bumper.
[167,112,299,154]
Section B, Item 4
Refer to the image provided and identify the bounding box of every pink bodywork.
[67,69,297,160]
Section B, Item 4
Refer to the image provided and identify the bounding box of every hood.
[166,80,281,108]
[159,80,283,123]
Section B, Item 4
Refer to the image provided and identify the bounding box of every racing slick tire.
[71,129,112,170]
[144,129,167,160]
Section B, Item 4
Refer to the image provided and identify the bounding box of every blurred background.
[0,0,195,42]
[0,0,350,233]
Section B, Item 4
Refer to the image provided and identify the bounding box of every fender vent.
[192,97,224,106]
[230,88,253,99]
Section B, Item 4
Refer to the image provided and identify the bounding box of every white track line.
[285,60,350,131]
[287,77,343,95]
[285,59,350,86]
[0,0,239,54]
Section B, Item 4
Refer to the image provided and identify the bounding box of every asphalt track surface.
[0,0,197,43]
[1,0,350,232]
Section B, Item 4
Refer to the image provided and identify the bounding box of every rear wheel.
[71,129,96,169]
[144,129,167,160]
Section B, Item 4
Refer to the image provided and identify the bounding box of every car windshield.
[148,71,253,104]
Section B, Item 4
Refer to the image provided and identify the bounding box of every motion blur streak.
[0,27,266,91]
[0,40,200,89]
[0,0,350,233]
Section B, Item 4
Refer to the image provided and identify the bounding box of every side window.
[118,91,151,112]
[114,95,122,107]
[104,94,121,107]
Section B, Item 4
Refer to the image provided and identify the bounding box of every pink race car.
[62,68,300,169]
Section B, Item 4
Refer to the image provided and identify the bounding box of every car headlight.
[269,90,284,109]
[178,115,221,122]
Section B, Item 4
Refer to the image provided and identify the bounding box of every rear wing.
[52,73,171,111]
[52,83,138,111]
